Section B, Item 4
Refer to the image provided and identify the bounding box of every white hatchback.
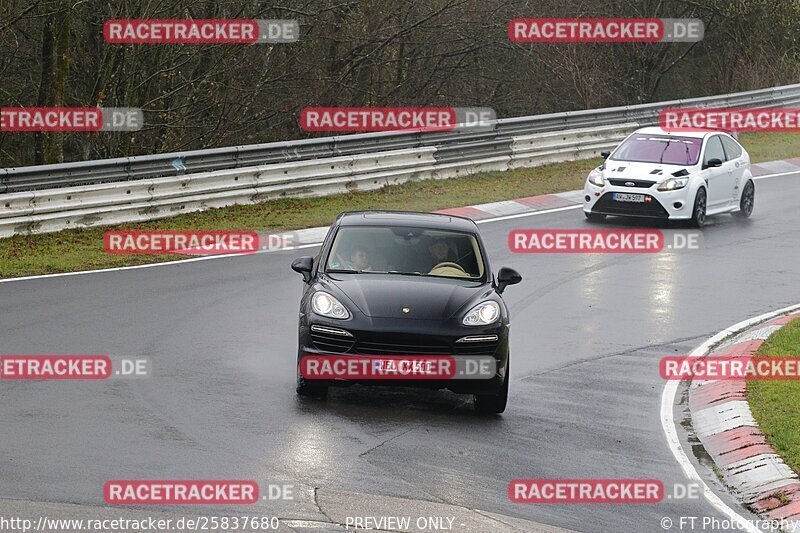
[583,127,755,226]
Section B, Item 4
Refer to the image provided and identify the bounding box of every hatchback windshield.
[611,134,701,165]
[326,226,486,280]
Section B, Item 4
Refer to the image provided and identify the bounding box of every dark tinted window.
[326,226,486,279]
[721,135,743,160]
[703,136,725,165]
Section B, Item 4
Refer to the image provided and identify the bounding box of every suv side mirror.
[600,150,611,159]
[291,256,314,283]
[703,158,722,169]
[496,267,522,294]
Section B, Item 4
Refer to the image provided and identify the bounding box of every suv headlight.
[587,169,605,187]
[311,291,350,319]
[462,301,500,326]
[657,177,689,191]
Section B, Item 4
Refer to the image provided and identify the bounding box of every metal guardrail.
[2,83,800,194]
[0,123,636,236]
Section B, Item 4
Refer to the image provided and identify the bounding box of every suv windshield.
[326,226,486,280]
[611,134,701,165]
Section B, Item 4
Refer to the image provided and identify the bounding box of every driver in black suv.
[422,235,459,273]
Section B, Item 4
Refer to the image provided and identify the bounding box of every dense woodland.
[1,0,798,167]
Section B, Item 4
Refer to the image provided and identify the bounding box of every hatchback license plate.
[612,193,645,203]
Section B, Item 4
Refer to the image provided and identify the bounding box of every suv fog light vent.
[456,335,499,343]
[673,201,683,209]
[310,325,353,337]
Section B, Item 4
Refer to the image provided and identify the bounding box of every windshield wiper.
[658,138,674,164]
[327,269,426,276]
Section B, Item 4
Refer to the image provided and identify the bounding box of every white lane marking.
[660,303,800,533]
[474,204,581,224]
[0,242,324,284]
[1,168,797,285]
[752,169,799,180]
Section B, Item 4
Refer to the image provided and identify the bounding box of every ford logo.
[624,181,636,187]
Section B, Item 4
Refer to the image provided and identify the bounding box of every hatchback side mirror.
[496,267,522,294]
[703,158,722,169]
[600,150,611,159]
[291,256,314,283]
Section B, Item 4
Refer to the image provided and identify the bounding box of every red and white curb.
[688,310,800,528]
[751,157,800,177]
[436,191,582,220]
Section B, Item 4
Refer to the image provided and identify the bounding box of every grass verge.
[748,316,800,474]
[1,132,798,279]
[738,132,800,164]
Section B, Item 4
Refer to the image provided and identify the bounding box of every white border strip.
[660,303,800,533]
[752,169,800,181]
[0,168,796,285]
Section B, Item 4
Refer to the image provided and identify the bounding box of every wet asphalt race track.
[1,171,800,532]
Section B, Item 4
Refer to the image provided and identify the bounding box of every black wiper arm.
[659,138,673,164]
[326,268,360,274]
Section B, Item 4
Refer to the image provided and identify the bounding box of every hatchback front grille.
[607,179,656,188]
[592,193,669,218]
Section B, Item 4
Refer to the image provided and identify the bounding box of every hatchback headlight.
[462,301,500,326]
[311,291,350,319]
[657,177,689,191]
[588,169,605,187]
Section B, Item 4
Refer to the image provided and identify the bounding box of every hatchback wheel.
[691,188,707,228]
[734,181,755,218]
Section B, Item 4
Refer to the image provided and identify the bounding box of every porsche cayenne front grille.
[311,330,498,357]
[355,340,450,355]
